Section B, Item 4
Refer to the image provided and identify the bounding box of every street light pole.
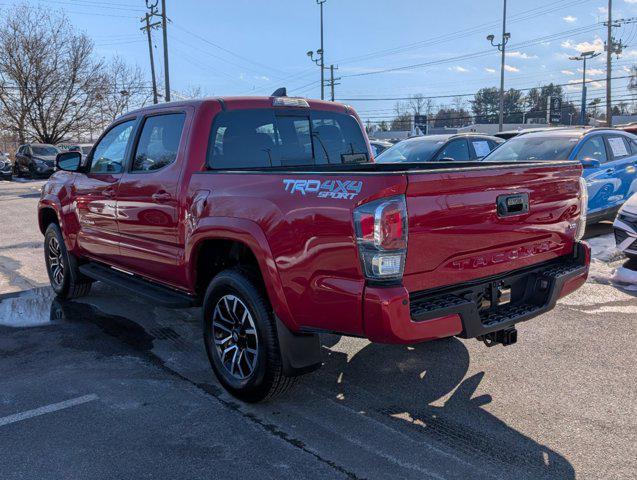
[487,0,510,132]
[318,0,326,100]
[570,51,601,125]
[606,0,612,126]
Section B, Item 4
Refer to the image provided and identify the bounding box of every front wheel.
[203,269,297,402]
[44,223,92,299]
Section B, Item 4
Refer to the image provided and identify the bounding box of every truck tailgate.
[402,162,582,293]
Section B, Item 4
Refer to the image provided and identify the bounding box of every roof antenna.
[271,87,287,97]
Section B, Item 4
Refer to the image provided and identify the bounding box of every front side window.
[132,113,185,172]
[576,136,607,163]
[207,109,368,169]
[435,139,470,161]
[90,120,135,174]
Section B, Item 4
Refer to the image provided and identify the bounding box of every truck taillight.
[576,177,588,241]
[353,195,408,281]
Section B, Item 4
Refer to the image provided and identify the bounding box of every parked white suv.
[613,194,637,260]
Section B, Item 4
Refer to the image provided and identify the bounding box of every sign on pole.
[414,114,428,135]
[547,96,562,125]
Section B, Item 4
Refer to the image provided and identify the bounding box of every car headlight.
[575,177,588,241]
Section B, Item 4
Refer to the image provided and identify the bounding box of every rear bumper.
[362,242,590,344]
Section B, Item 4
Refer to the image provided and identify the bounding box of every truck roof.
[124,96,349,118]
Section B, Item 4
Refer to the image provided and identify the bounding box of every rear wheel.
[203,269,297,402]
[44,223,92,299]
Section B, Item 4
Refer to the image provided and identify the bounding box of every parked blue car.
[482,128,637,223]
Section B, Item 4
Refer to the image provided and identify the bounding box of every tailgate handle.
[497,194,529,217]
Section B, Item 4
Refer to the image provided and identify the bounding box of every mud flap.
[275,317,323,377]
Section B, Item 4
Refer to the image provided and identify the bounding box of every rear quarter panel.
[186,171,405,334]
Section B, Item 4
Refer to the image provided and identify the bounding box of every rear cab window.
[207,108,369,169]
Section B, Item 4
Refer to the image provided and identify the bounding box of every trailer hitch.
[478,327,518,347]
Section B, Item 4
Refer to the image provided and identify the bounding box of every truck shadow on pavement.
[1,289,575,480]
[318,335,575,479]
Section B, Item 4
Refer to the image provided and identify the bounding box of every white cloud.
[484,67,496,73]
[504,64,520,73]
[563,15,577,23]
[598,6,608,14]
[449,66,469,73]
[506,51,538,59]
[253,75,270,81]
[583,68,605,75]
[622,49,637,58]
[561,69,575,75]
[561,37,604,53]
[624,0,637,4]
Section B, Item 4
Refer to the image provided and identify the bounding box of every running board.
[79,262,199,309]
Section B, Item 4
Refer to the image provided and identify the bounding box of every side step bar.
[79,262,199,309]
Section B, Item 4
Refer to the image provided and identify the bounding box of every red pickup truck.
[39,93,590,402]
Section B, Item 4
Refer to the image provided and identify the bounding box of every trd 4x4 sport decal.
[283,179,363,200]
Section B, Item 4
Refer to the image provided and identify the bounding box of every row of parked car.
[372,126,637,260]
[0,143,92,181]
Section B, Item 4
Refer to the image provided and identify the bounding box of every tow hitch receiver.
[478,327,518,347]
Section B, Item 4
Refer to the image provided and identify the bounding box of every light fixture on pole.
[486,0,510,132]
[569,50,601,125]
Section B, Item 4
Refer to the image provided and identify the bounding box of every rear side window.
[132,113,185,172]
[605,135,631,160]
[207,109,368,169]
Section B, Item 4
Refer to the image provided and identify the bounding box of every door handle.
[605,168,614,174]
[152,191,172,203]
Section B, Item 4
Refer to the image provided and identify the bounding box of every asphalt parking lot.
[0,179,636,480]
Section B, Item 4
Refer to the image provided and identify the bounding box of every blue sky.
[4,0,637,124]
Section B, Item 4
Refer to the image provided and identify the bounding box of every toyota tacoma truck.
[39,92,590,402]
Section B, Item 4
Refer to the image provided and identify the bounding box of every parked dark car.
[14,143,60,178]
[369,140,393,157]
[376,133,504,163]
[0,151,12,180]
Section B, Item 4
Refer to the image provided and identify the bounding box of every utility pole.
[161,0,170,102]
[318,0,326,100]
[140,11,161,104]
[606,0,612,126]
[487,0,510,132]
[328,64,341,101]
[569,51,601,125]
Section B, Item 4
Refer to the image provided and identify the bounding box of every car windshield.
[375,138,444,163]
[32,146,59,156]
[483,136,576,162]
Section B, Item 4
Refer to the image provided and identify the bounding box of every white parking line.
[0,394,98,427]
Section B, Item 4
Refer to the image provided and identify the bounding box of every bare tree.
[0,4,139,144]
[391,101,411,131]
[408,94,426,115]
[93,56,152,133]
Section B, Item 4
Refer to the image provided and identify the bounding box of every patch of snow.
[612,266,637,291]
[0,288,56,327]
[587,234,623,262]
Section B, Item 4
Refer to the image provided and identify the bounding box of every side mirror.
[580,158,601,169]
[56,151,82,172]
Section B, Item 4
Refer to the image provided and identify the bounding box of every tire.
[202,269,297,402]
[44,223,92,300]
[12,163,21,178]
